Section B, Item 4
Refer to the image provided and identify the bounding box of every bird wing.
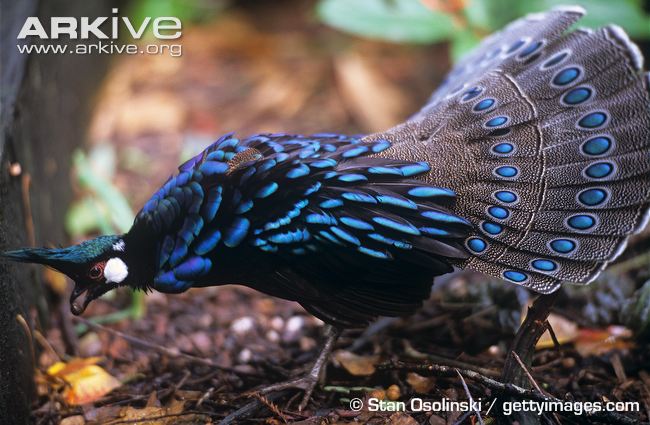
[131,133,472,308]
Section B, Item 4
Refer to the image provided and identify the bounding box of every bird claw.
[257,325,341,412]
[259,373,319,411]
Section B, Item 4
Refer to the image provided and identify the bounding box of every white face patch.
[104,257,128,284]
[112,240,126,252]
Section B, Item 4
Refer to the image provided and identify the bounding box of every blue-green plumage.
[111,132,468,325]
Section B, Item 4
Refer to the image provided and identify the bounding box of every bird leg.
[260,324,341,411]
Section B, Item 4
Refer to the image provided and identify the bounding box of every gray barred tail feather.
[371,6,650,293]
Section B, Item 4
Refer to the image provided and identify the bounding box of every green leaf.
[73,149,135,234]
[317,0,456,43]
[88,144,117,181]
[127,0,226,36]
[464,0,526,31]
[65,197,113,237]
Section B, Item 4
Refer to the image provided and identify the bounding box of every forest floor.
[30,1,650,424]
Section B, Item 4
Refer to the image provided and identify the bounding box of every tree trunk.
[1,1,116,423]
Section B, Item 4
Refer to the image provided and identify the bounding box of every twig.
[511,352,543,394]
[21,173,35,246]
[252,393,288,423]
[33,328,63,362]
[60,288,79,356]
[403,314,450,333]
[166,370,191,400]
[610,354,627,383]
[110,411,211,424]
[15,313,37,367]
[403,340,500,378]
[501,291,560,425]
[531,357,563,372]
[71,316,253,375]
[348,317,398,352]
[218,390,291,425]
[456,369,484,425]
[196,387,214,408]
[502,291,560,387]
[380,361,645,425]
[545,321,562,352]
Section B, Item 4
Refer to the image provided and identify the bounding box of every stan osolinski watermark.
[351,397,489,413]
[349,397,640,416]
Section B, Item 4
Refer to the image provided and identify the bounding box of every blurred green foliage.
[66,145,145,324]
[317,0,456,44]
[127,0,228,33]
[66,146,133,238]
[317,0,650,61]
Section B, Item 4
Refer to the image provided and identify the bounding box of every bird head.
[2,235,135,315]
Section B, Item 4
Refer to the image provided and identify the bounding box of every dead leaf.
[369,388,386,400]
[407,372,435,394]
[146,391,161,408]
[429,415,446,425]
[333,350,379,376]
[536,314,633,356]
[60,415,85,425]
[47,357,121,405]
[389,412,418,425]
[116,403,212,425]
[386,384,401,401]
[82,405,122,423]
[536,313,579,349]
[574,326,634,357]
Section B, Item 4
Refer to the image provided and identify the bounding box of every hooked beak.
[70,284,91,315]
[69,281,117,315]
[69,283,96,315]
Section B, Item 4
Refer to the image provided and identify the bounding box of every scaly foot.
[258,325,340,411]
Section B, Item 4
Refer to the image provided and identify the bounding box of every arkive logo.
[17,8,182,40]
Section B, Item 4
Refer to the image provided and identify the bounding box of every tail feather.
[369,7,650,293]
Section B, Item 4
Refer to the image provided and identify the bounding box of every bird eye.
[88,263,104,280]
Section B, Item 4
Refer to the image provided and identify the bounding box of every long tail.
[369,6,650,293]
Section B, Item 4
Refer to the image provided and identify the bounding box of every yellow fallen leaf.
[333,350,378,376]
[47,356,102,376]
[47,357,121,405]
[536,313,578,349]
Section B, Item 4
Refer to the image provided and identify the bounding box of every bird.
[3,6,649,410]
